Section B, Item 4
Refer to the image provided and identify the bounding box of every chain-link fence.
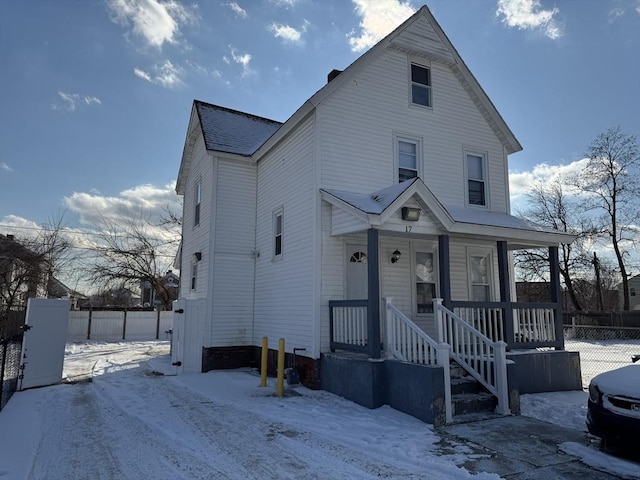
[564,324,640,388]
[0,309,26,411]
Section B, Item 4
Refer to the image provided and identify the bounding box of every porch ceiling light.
[391,249,401,263]
[402,207,420,221]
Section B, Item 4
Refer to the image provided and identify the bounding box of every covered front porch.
[320,179,580,424]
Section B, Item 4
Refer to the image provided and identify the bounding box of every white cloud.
[348,0,416,52]
[227,2,247,19]
[270,0,298,7]
[496,0,563,40]
[106,0,198,49]
[509,158,589,200]
[51,92,102,112]
[64,182,180,229]
[1,162,13,172]
[227,46,255,76]
[134,60,184,87]
[269,20,309,44]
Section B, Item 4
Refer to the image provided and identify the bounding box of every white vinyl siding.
[254,115,316,353]
[209,158,257,347]
[180,131,212,298]
[318,44,509,213]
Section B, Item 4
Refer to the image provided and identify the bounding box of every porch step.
[451,392,497,417]
[451,376,485,396]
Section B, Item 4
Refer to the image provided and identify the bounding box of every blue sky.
[0,0,638,246]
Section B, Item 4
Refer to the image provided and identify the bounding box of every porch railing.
[435,299,510,415]
[329,300,368,354]
[385,298,451,424]
[451,301,562,349]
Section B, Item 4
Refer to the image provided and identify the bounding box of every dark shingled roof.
[195,100,282,156]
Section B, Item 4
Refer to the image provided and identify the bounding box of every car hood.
[591,365,640,399]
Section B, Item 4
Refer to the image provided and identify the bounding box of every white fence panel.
[159,312,173,339]
[126,311,158,341]
[67,311,90,341]
[89,311,125,341]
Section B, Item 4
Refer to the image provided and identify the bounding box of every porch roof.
[320,179,576,247]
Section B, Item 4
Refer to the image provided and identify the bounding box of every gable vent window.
[411,63,431,107]
[194,180,201,226]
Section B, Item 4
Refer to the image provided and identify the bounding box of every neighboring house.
[174,6,581,425]
[0,233,47,313]
[620,274,640,311]
[141,271,180,310]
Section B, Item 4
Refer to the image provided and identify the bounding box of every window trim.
[190,258,198,291]
[394,133,423,183]
[466,248,494,302]
[409,60,432,109]
[464,149,489,208]
[194,179,201,227]
[272,207,284,261]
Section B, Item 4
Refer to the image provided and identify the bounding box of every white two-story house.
[174,5,581,425]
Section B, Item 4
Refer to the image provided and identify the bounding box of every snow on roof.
[322,179,417,214]
[195,101,282,156]
[445,205,561,234]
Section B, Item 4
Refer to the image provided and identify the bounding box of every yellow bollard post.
[260,337,268,387]
[276,338,285,397]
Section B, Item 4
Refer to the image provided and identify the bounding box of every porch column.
[497,241,515,346]
[367,228,381,359]
[549,246,564,350]
[438,235,452,308]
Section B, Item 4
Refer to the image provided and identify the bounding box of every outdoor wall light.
[401,207,421,221]
[193,252,202,262]
[391,249,402,263]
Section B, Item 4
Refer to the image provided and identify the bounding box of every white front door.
[346,244,368,300]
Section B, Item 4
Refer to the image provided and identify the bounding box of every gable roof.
[195,101,282,156]
[253,5,521,160]
[321,179,576,247]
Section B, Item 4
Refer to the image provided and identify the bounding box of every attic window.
[411,63,431,108]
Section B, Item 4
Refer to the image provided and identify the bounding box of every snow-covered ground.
[0,341,638,479]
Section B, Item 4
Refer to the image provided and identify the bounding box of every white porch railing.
[329,300,368,353]
[384,298,452,424]
[453,306,504,342]
[513,306,556,343]
[435,299,510,415]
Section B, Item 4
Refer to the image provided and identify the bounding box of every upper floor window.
[466,153,487,207]
[398,140,418,182]
[411,63,431,108]
[194,180,201,226]
[191,259,198,291]
[273,207,283,260]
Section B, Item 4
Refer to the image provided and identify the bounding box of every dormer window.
[411,63,431,107]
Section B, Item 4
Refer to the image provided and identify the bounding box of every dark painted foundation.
[507,350,582,394]
[201,346,321,389]
[320,353,447,425]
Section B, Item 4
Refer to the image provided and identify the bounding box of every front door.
[346,244,368,300]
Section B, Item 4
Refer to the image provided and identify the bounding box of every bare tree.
[0,217,73,335]
[570,126,640,310]
[86,216,180,310]
[515,179,594,310]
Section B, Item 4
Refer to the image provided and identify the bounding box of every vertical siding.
[210,159,257,346]
[318,48,508,212]
[254,115,316,353]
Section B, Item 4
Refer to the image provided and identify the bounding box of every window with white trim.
[469,253,492,302]
[395,134,422,183]
[410,63,431,107]
[190,259,198,291]
[415,252,436,314]
[273,208,283,260]
[466,153,487,207]
[194,180,201,226]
